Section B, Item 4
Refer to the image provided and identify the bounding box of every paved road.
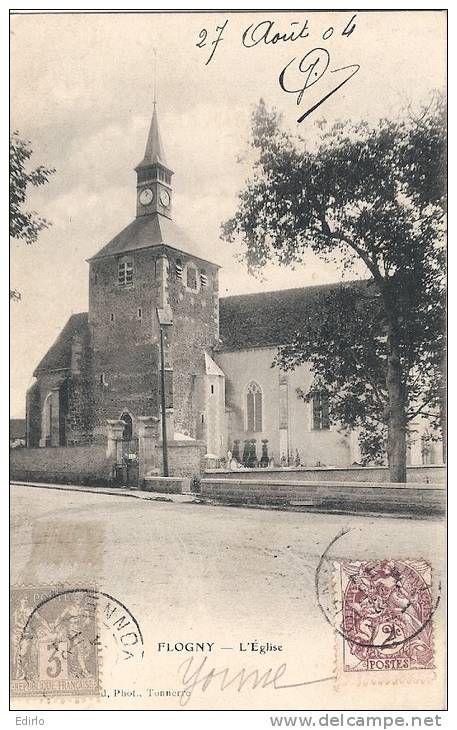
[10,485,446,710]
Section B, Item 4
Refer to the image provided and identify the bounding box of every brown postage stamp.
[335,560,435,674]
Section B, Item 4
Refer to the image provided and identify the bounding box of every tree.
[222,94,446,482]
[10,131,55,300]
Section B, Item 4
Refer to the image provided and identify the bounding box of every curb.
[10,481,194,504]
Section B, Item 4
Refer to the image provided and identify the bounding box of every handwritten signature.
[177,656,334,706]
[279,48,360,123]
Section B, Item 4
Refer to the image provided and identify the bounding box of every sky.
[10,10,446,417]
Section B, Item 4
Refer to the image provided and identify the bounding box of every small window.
[118,260,133,287]
[312,391,330,430]
[100,373,108,386]
[138,308,142,320]
[200,269,208,287]
[110,313,115,322]
[201,414,205,424]
[211,384,214,394]
[175,259,183,280]
[186,266,197,290]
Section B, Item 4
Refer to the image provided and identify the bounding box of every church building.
[25,106,442,470]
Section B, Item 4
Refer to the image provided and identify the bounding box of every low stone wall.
[11,438,206,488]
[200,477,446,515]
[142,476,189,494]
[204,464,445,484]
[10,445,113,487]
[154,440,205,478]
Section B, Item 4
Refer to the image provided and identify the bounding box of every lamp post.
[156,306,173,477]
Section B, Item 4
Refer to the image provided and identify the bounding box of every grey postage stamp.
[11,586,100,698]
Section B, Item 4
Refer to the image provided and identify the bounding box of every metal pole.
[159,325,169,476]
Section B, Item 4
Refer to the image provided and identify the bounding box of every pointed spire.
[136,50,172,172]
[137,105,168,169]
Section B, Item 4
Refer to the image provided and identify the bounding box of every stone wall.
[65,331,96,445]
[10,445,113,486]
[155,439,206,478]
[200,477,446,515]
[11,435,205,488]
[27,324,95,448]
[88,245,220,442]
[26,381,41,447]
[143,476,188,494]
[204,464,446,484]
[166,249,220,437]
[89,248,162,435]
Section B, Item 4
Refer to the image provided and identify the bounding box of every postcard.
[10,9,447,712]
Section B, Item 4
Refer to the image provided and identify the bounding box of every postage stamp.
[11,585,145,700]
[11,586,100,698]
[335,560,435,673]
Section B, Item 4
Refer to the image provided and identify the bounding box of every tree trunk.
[386,325,407,483]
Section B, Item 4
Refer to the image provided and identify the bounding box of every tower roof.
[87,214,220,267]
[135,105,170,170]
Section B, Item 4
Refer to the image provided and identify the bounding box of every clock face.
[160,189,171,208]
[139,188,154,206]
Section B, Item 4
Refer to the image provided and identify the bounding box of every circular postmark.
[314,529,440,671]
[11,586,144,697]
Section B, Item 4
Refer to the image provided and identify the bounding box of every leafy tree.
[10,131,55,300]
[222,94,446,482]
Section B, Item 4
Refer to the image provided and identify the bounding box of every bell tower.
[135,104,174,220]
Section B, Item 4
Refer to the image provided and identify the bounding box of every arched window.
[42,392,53,447]
[421,430,436,465]
[246,381,263,432]
[120,412,133,440]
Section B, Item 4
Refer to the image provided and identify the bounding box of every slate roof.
[218,280,371,351]
[88,214,219,267]
[34,312,89,375]
[204,351,225,377]
[33,282,371,374]
[135,105,169,170]
[10,418,26,439]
